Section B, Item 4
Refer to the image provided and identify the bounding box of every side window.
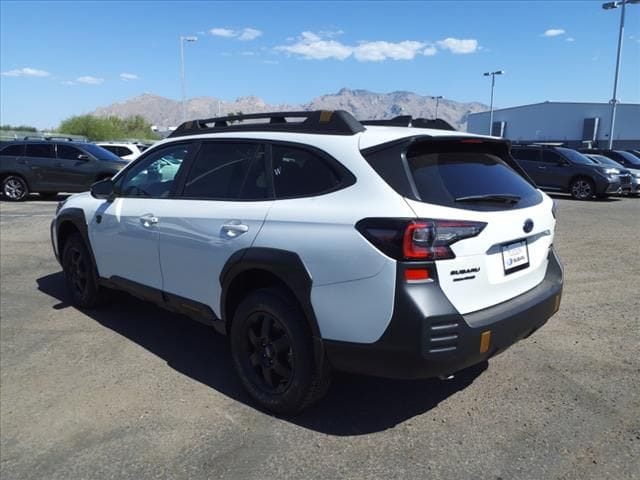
[0,144,25,156]
[272,145,341,198]
[118,146,133,157]
[56,144,85,161]
[118,143,192,198]
[511,148,539,162]
[182,142,267,200]
[101,145,119,155]
[25,143,55,158]
[542,150,564,164]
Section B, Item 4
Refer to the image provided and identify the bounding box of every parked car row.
[1,132,639,202]
[511,144,640,200]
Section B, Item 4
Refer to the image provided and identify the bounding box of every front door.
[88,143,195,292]
[54,143,97,191]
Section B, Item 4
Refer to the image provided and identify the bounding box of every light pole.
[431,96,443,119]
[483,70,504,135]
[602,0,638,149]
[180,35,198,122]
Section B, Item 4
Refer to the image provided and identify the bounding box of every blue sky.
[1,0,639,129]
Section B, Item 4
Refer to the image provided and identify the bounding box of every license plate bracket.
[501,239,530,275]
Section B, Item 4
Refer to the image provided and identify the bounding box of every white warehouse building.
[466,102,640,149]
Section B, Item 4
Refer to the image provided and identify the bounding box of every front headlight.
[601,167,621,175]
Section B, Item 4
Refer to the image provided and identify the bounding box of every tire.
[39,192,59,200]
[62,233,105,309]
[2,175,29,201]
[569,178,595,200]
[230,287,331,414]
[595,193,609,200]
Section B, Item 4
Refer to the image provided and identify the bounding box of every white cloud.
[566,37,575,42]
[241,51,256,56]
[209,27,262,41]
[120,72,139,81]
[543,29,566,37]
[277,32,481,61]
[436,38,479,54]
[423,45,438,56]
[263,60,279,65]
[1,67,50,77]
[277,32,352,60]
[354,41,426,62]
[238,28,262,41]
[76,76,104,85]
[61,80,77,86]
[210,28,236,38]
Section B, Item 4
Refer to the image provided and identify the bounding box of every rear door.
[22,143,57,190]
[401,140,555,315]
[539,150,571,190]
[158,141,273,315]
[511,148,543,186]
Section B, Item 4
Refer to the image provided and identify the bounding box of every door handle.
[538,166,547,170]
[221,221,249,238]
[139,214,159,228]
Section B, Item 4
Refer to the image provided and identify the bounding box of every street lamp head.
[181,36,198,42]
[483,72,491,76]
[495,70,505,75]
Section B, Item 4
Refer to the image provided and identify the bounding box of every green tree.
[57,115,159,141]
[0,124,38,132]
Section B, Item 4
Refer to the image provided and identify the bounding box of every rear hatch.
[364,136,556,315]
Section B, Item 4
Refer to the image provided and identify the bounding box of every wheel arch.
[56,208,97,269]
[220,248,325,364]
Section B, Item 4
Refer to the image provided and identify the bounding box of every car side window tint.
[25,143,55,158]
[272,145,341,198]
[57,144,85,160]
[0,144,25,156]
[118,144,192,198]
[182,142,268,200]
[511,149,539,162]
[542,150,564,164]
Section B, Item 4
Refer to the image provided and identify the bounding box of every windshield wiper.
[455,194,521,204]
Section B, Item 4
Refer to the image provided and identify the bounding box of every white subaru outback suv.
[51,111,563,413]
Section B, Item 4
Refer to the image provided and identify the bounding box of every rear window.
[364,139,541,211]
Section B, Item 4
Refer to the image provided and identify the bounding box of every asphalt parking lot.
[1,195,639,480]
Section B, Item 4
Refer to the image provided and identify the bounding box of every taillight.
[357,218,486,261]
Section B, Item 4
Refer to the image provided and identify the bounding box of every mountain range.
[92,88,489,131]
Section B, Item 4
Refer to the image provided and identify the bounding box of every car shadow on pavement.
[37,271,487,436]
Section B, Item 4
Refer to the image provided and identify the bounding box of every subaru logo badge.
[523,219,534,233]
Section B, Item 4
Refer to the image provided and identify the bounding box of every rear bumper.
[324,248,563,379]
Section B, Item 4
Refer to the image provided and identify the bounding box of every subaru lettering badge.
[523,219,534,233]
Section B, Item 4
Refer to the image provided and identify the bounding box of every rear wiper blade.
[455,194,521,204]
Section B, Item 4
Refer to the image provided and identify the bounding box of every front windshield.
[591,155,624,168]
[556,147,595,166]
[614,150,640,167]
[82,143,124,162]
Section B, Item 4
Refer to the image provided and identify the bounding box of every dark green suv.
[0,139,128,200]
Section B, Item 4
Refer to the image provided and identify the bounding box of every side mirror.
[77,154,91,161]
[91,178,115,200]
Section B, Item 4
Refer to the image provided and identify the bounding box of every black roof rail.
[169,110,365,138]
[361,115,456,131]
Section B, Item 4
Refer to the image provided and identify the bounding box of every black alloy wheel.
[244,312,294,393]
[230,287,331,414]
[2,175,29,201]
[62,233,105,309]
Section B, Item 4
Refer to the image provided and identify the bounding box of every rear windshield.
[364,139,542,211]
[406,150,542,210]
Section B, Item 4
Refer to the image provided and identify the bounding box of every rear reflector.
[404,268,430,282]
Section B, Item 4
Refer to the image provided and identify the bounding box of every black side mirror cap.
[91,178,115,200]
